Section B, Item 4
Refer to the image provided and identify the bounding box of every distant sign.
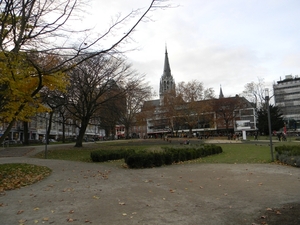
[236,120,251,130]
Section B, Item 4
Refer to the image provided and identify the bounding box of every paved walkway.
[0,143,299,225]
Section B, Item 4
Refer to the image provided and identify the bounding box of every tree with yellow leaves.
[0,51,68,142]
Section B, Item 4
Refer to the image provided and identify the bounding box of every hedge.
[90,144,223,169]
[275,145,300,167]
[90,149,135,162]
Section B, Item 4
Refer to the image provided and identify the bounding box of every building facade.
[0,112,105,143]
[273,75,300,132]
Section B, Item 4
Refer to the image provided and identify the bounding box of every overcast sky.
[86,0,300,98]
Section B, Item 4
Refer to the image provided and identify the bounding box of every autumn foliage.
[0,163,52,192]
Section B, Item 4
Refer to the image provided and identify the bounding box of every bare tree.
[97,80,126,140]
[118,77,153,138]
[0,0,169,143]
[40,89,69,143]
[242,77,267,109]
[174,80,213,137]
[66,54,139,147]
[213,96,249,134]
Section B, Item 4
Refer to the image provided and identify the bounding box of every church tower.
[159,47,175,105]
[219,85,224,98]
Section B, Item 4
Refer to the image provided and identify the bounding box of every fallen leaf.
[33,207,39,211]
[169,189,175,193]
[276,210,281,215]
[69,210,74,214]
[266,207,272,211]
[93,196,100,199]
[17,210,24,214]
[122,213,127,216]
[67,218,74,222]
[119,202,126,205]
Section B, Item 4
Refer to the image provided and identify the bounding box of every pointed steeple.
[159,45,175,105]
[219,85,224,98]
[163,46,171,77]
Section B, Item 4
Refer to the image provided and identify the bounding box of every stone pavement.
[0,143,300,225]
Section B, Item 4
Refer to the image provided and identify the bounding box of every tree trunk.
[74,120,89,147]
[62,121,66,143]
[47,112,54,144]
[189,127,193,138]
[23,121,29,145]
[125,125,130,139]
[0,119,15,144]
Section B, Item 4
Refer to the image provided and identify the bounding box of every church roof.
[142,99,160,109]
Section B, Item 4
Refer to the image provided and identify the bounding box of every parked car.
[42,139,57,143]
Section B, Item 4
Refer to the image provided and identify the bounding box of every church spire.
[219,85,224,98]
[163,45,171,77]
[159,46,175,105]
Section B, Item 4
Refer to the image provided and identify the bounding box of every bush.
[90,149,134,162]
[124,151,165,168]
[163,152,173,165]
[91,144,223,169]
[275,145,300,167]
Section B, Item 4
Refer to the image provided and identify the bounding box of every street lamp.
[45,112,49,159]
[265,88,274,162]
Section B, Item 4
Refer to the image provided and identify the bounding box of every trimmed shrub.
[275,145,300,167]
[125,152,146,168]
[91,144,223,169]
[296,158,300,167]
[91,149,134,162]
[152,152,164,167]
[163,152,173,165]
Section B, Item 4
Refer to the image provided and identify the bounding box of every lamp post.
[265,88,274,162]
[45,113,48,159]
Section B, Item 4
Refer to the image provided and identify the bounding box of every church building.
[140,47,257,138]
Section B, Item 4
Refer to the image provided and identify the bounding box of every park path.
[0,140,299,224]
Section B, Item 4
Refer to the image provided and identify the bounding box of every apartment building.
[273,75,300,132]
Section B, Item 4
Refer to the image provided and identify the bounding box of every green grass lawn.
[33,138,299,164]
[193,143,272,164]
